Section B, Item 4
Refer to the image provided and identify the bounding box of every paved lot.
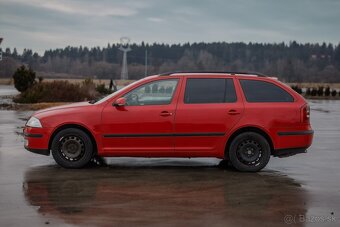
[0,100,339,226]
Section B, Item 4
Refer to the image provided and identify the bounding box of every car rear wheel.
[51,128,94,168]
[228,132,271,172]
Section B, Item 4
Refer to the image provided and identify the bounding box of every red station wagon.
[24,72,314,172]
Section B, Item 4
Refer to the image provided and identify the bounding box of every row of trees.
[1,41,340,82]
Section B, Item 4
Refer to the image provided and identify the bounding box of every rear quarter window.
[240,79,294,102]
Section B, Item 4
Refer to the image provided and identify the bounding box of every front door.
[101,78,180,156]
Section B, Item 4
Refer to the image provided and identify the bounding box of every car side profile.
[24,72,314,172]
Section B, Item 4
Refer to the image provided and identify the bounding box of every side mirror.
[113,97,126,107]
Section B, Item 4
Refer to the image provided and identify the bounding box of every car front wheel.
[51,128,94,168]
[228,132,271,172]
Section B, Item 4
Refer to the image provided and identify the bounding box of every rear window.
[184,78,237,104]
[240,79,294,102]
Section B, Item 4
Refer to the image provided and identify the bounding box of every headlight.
[26,117,42,128]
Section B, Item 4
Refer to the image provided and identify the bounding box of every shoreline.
[0,102,71,111]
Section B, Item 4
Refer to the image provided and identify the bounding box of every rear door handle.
[160,111,173,117]
[228,109,241,115]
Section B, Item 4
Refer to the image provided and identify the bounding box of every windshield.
[94,79,145,104]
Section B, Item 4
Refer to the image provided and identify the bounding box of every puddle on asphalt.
[311,108,330,113]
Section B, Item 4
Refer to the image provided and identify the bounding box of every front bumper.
[23,127,52,156]
[24,146,50,156]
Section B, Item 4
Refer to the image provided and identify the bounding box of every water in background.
[0,85,18,105]
[0,85,18,96]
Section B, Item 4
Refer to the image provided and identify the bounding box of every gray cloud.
[0,0,339,54]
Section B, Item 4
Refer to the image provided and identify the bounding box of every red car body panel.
[24,74,313,159]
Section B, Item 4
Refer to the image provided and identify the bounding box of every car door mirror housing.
[113,97,126,107]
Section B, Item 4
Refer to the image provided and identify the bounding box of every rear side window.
[184,78,237,104]
[240,80,294,102]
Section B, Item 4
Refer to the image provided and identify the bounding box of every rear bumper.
[272,147,307,158]
[272,128,313,157]
[274,128,314,150]
[277,130,314,136]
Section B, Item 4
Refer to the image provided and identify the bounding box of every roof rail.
[159,71,267,77]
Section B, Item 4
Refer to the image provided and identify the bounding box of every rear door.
[174,76,244,156]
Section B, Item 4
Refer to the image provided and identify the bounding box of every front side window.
[184,78,237,104]
[123,79,178,106]
[240,79,294,102]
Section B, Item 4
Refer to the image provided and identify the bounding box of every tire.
[51,128,94,168]
[228,132,271,172]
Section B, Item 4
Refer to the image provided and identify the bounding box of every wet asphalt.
[0,99,340,226]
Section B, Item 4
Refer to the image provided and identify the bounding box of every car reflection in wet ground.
[0,100,340,226]
[23,166,307,226]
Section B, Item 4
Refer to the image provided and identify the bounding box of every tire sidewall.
[228,132,271,172]
[51,128,93,168]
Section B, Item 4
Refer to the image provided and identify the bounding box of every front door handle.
[160,111,173,117]
[228,109,241,115]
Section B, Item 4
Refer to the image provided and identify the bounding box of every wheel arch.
[48,123,98,155]
[224,126,274,159]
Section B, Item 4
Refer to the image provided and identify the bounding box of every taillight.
[301,104,310,123]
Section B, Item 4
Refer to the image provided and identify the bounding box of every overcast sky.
[1,0,340,54]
